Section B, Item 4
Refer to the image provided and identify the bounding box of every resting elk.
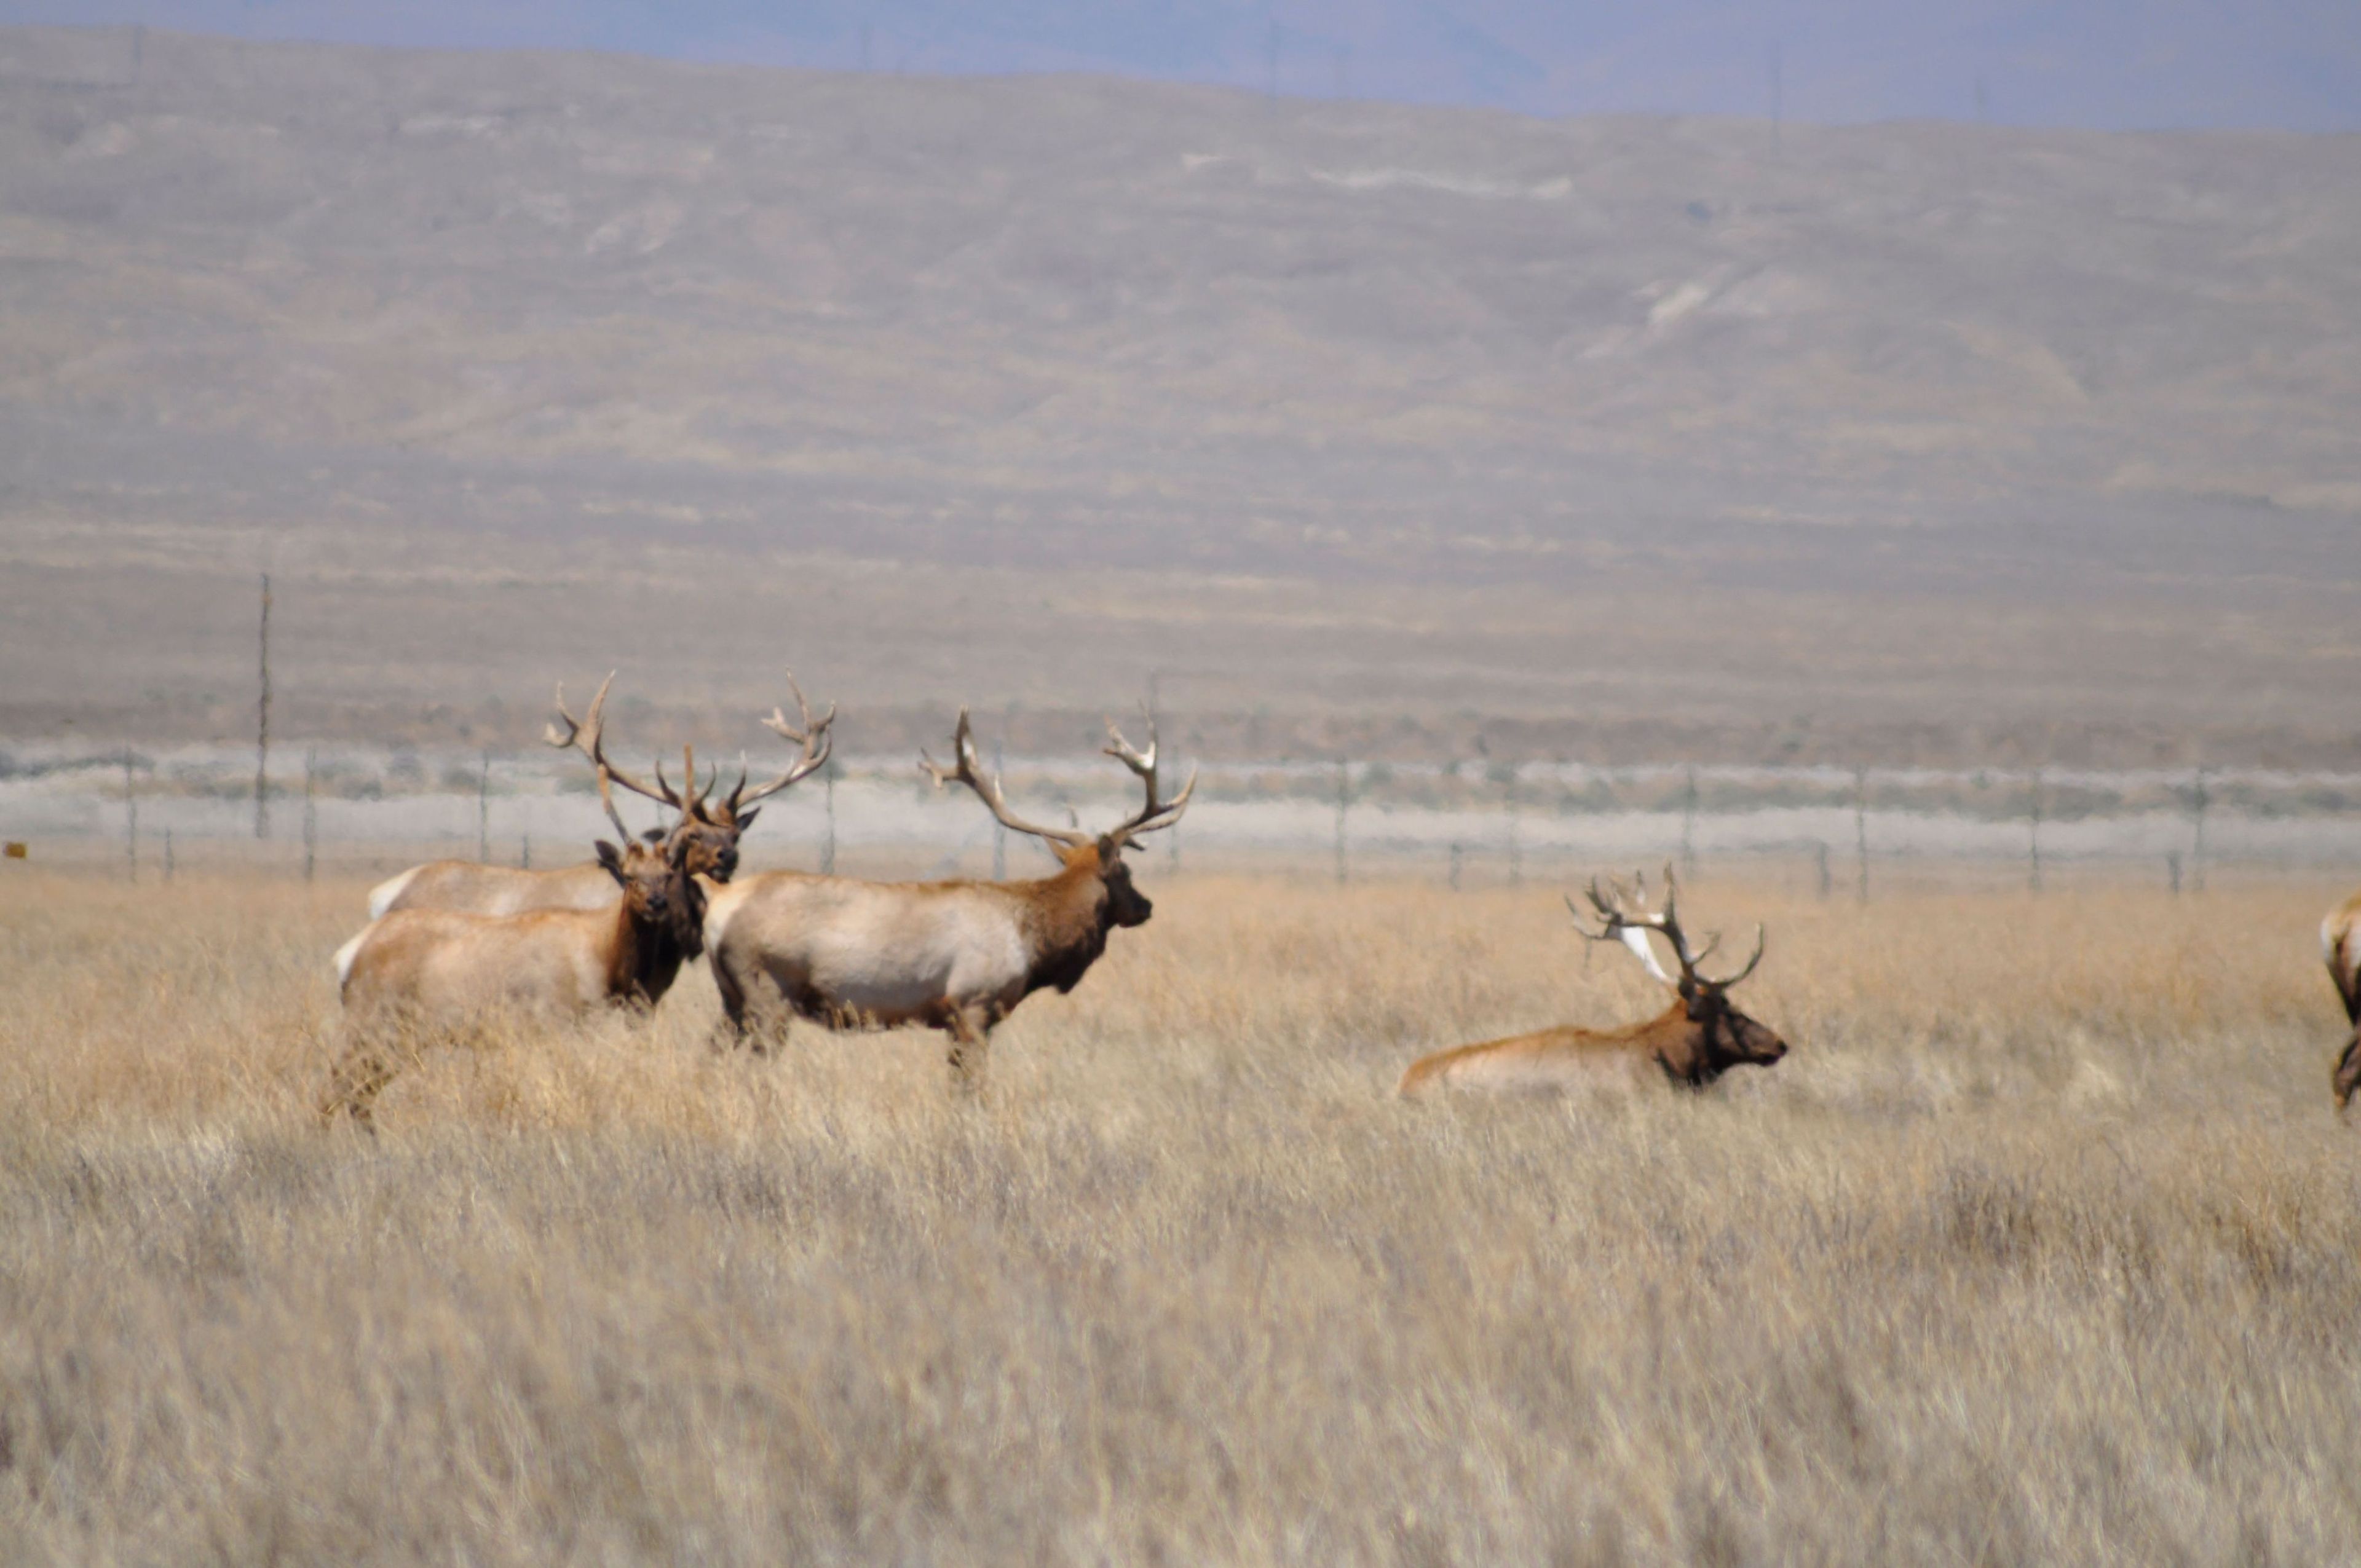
[364,672,832,917]
[321,766,706,1127]
[1397,866,1786,1097]
[701,707,1194,1084]
[2323,889,2361,1110]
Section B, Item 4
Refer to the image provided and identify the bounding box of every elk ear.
[640,827,666,845]
[595,840,628,884]
[735,806,759,831]
[1094,833,1121,865]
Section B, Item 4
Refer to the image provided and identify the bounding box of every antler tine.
[733,673,837,811]
[921,708,1091,849]
[1570,869,1680,988]
[1103,701,1196,846]
[1701,924,1767,988]
[545,671,681,810]
[593,765,634,841]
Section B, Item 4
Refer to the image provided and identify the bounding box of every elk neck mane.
[1014,848,1118,996]
[605,864,706,1004]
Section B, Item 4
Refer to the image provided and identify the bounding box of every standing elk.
[1397,866,1786,1097]
[322,768,708,1126]
[701,707,1194,1084]
[365,672,832,917]
[2323,890,2361,1110]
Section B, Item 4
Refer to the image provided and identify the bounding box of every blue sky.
[6,1,2359,130]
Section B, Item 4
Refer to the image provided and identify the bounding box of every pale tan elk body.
[705,707,1192,1082]
[323,775,705,1125]
[2323,889,2361,1109]
[1398,867,1786,1097]
[366,672,831,918]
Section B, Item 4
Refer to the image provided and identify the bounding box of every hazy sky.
[6,1,2359,130]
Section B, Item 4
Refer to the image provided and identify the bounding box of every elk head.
[921,704,1195,930]
[580,762,698,937]
[548,672,834,881]
[1572,864,1786,1084]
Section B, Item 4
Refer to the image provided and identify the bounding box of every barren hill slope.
[2,25,2357,763]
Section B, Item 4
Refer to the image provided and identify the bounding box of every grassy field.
[3,866,2359,1563]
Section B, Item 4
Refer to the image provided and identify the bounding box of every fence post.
[1334,758,1351,885]
[1815,841,1831,900]
[991,733,1006,881]
[1853,768,1870,904]
[254,572,271,840]
[478,749,491,863]
[122,747,137,883]
[1680,763,1698,877]
[1449,841,1463,891]
[163,827,173,883]
[1506,770,1522,887]
[2190,768,2208,892]
[521,833,532,870]
[2027,766,2043,894]
[303,747,318,883]
[2167,850,2181,894]
[822,758,838,875]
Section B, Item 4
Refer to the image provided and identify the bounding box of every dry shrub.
[1,869,2357,1564]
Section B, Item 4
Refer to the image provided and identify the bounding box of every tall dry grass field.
[2,865,2359,1563]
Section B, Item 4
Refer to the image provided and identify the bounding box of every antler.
[545,672,686,813]
[1100,703,1196,848]
[724,673,836,815]
[1570,863,1764,991]
[592,765,635,841]
[921,709,1092,849]
[655,744,723,825]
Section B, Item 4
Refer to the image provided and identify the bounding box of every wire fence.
[5,744,2357,894]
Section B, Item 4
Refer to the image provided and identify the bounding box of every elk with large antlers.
[2323,890,2361,1111]
[365,672,832,918]
[1397,865,1786,1097]
[700,706,1194,1084]
[322,767,709,1127]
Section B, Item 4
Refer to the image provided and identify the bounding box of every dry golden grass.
[3,867,2360,1564]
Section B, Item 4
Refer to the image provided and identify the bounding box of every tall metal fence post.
[822,758,838,875]
[991,733,1007,881]
[1853,768,1870,904]
[2027,766,2043,894]
[303,748,318,883]
[1506,770,1522,888]
[1334,758,1351,885]
[254,573,271,839]
[1680,764,1698,877]
[2190,768,2209,892]
[122,747,137,883]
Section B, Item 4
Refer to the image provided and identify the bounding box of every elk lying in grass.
[322,770,706,1127]
[702,707,1193,1084]
[1397,867,1786,1097]
[2324,890,2361,1110]
[366,672,832,917]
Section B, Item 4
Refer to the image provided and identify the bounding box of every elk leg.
[2335,1032,2361,1111]
[318,1043,395,1132]
[944,1005,992,1090]
[708,957,753,1054]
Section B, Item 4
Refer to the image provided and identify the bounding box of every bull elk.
[365,672,832,918]
[1397,867,1786,1097]
[322,768,706,1126]
[701,706,1194,1083]
[2324,890,2361,1109]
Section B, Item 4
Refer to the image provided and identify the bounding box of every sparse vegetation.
[2,867,2356,1562]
